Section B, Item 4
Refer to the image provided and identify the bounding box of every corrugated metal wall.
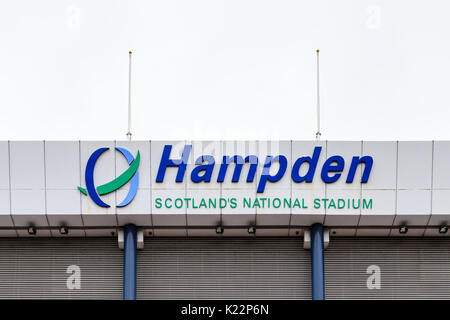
[325,237,450,299]
[0,238,122,299]
[137,237,310,300]
[2,236,449,300]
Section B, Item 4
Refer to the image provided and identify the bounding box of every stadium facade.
[0,140,449,300]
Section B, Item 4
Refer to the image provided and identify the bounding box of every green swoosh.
[78,151,140,196]
[78,186,87,195]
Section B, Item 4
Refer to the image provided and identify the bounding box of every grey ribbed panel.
[325,237,450,300]
[0,238,122,299]
[137,237,310,300]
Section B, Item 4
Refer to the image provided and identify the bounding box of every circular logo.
[78,147,140,208]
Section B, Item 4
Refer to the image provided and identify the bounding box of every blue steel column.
[123,224,137,300]
[311,223,325,300]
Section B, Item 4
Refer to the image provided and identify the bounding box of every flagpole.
[315,49,321,140]
[126,50,132,141]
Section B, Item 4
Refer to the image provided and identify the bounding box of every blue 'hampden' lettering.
[156,144,191,182]
[155,145,373,192]
[258,155,288,193]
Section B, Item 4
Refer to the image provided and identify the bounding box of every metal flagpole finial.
[315,49,321,140]
[126,50,133,141]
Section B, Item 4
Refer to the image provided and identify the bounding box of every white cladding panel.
[362,141,397,190]
[185,141,221,227]
[44,141,82,227]
[255,141,291,228]
[359,190,396,226]
[151,189,186,227]
[0,142,9,189]
[430,141,450,228]
[397,141,432,189]
[45,141,80,189]
[0,190,13,227]
[9,141,45,189]
[0,142,11,225]
[220,141,258,227]
[0,141,448,235]
[9,142,48,228]
[433,141,450,189]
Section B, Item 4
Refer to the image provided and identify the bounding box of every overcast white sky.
[0,0,449,141]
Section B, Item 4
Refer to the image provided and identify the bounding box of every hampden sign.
[79,144,374,211]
